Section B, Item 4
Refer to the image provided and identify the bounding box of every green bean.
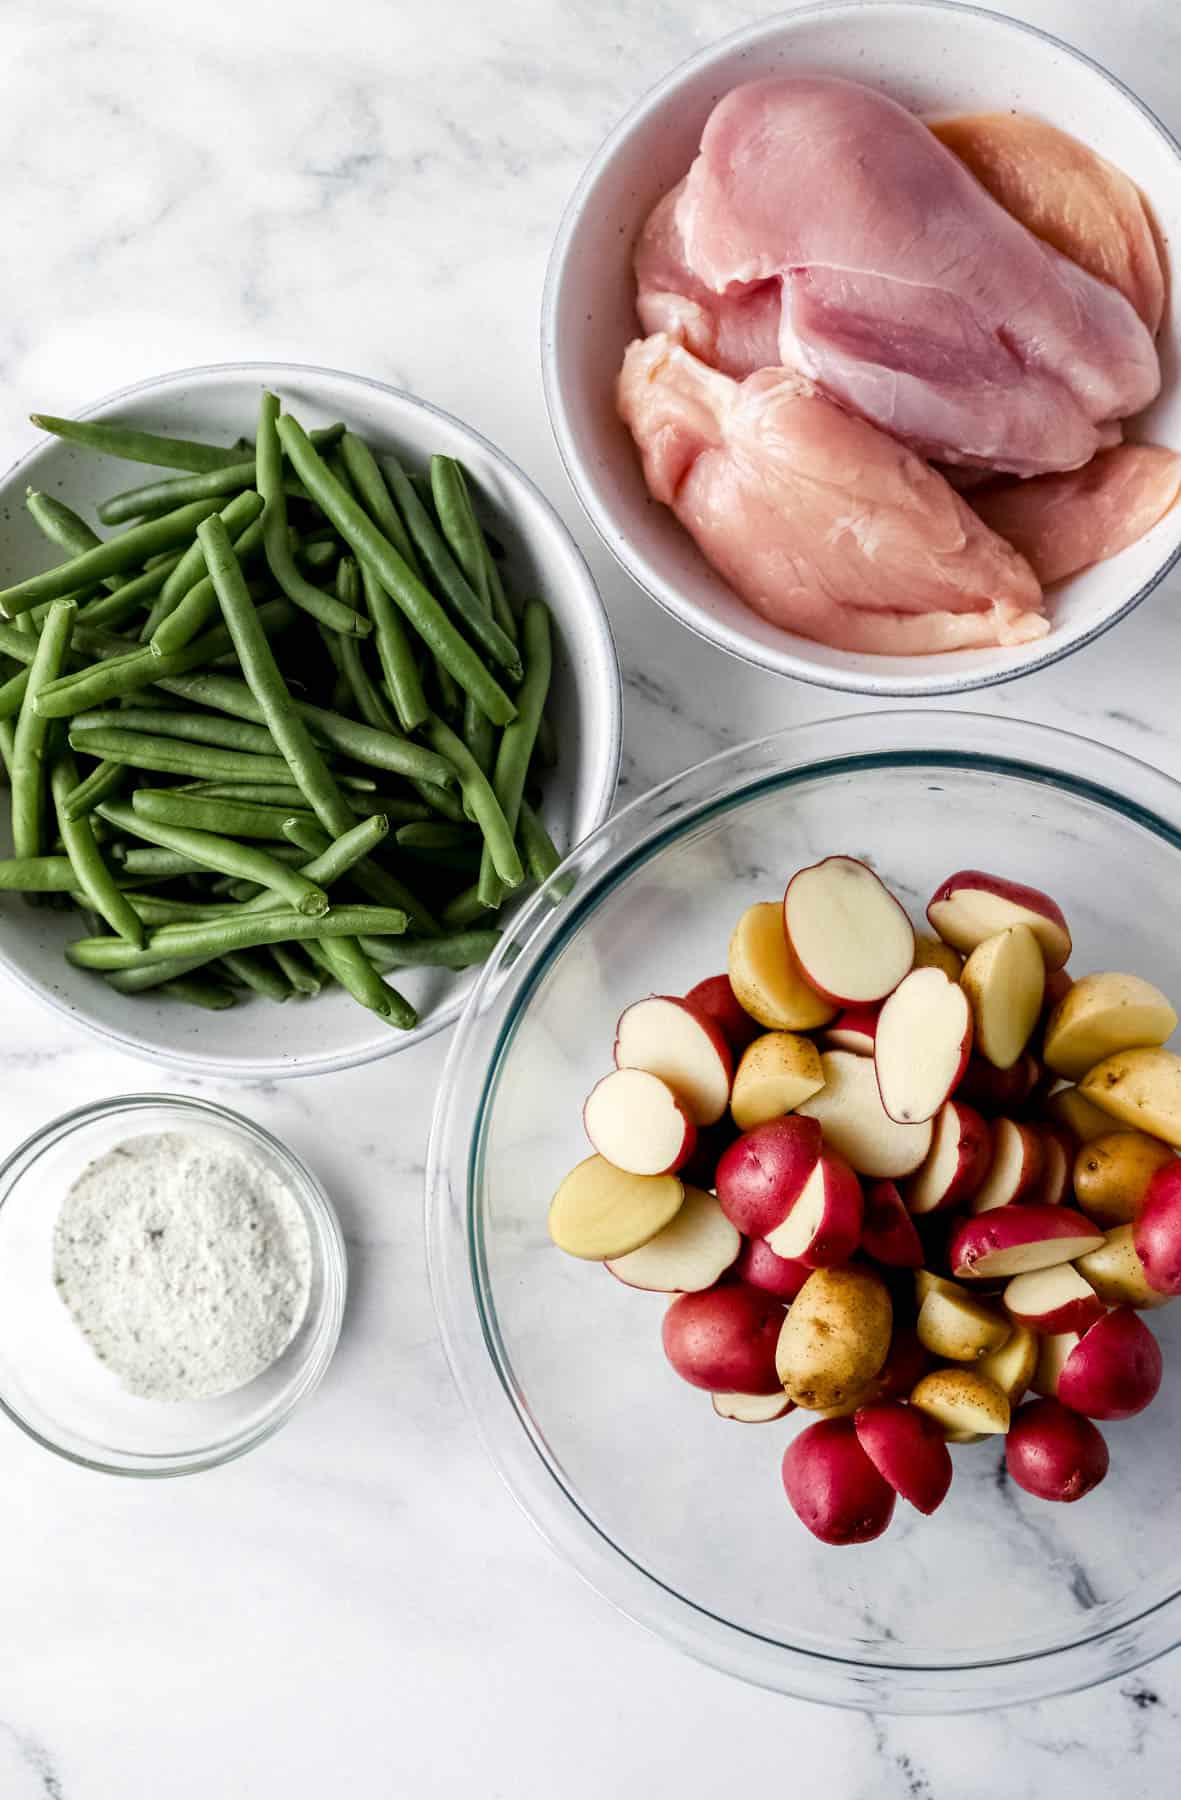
[67,728,295,784]
[256,394,369,637]
[298,538,338,572]
[338,432,424,579]
[71,705,278,757]
[117,845,249,879]
[29,415,344,472]
[157,975,238,1010]
[25,491,125,592]
[478,599,551,908]
[280,814,439,937]
[396,822,482,869]
[241,813,388,912]
[309,934,416,1028]
[429,458,490,600]
[358,558,427,733]
[11,600,76,855]
[269,943,321,997]
[0,719,14,782]
[431,656,463,721]
[131,788,311,840]
[34,598,294,716]
[199,514,357,838]
[275,416,517,726]
[179,779,376,807]
[358,928,501,972]
[152,671,456,788]
[0,666,30,722]
[76,554,182,631]
[51,752,144,945]
[0,623,37,667]
[423,712,523,889]
[125,893,239,925]
[383,455,522,679]
[440,883,494,930]
[533,714,558,769]
[146,490,265,646]
[331,559,401,734]
[0,854,78,891]
[518,797,564,887]
[98,460,307,527]
[218,948,292,1002]
[97,799,329,916]
[0,498,225,615]
[67,904,409,969]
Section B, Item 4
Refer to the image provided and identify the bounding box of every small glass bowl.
[0,1094,346,1476]
[427,712,1181,1711]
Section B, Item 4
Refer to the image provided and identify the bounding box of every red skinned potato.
[584,1068,697,1175]
[1133,1160,1181,1296]
[733,1235,813,1300]
[1034,1125,1074,1206]
[1056,1306,1163,1420]
[874,968,973,1124]
[662,1285,785,1394]
[1005,1398,1109,1502]
[971,1118,1044,1213]
[614,995,733,1126]
[765,1150,863,1267]
[781,1417,897,1544]
[854,1400,953,1514]
[926,869,1072,970]
[685,974,762,1055]
[861,1180,924,1268]
[783,856,914,1005]
[1003,1263,1104,1335]
[712,1389,793,1423]
[957,1050,1040,1113]
[821,1004,880,1056]
[905,1099,991,1215]
[715,1116,823,1238]
[949,1203,1103,1279]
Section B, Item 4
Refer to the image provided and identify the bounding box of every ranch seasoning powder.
[53,1130,312,1401]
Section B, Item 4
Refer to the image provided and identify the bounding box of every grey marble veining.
[3,0,1181,1793]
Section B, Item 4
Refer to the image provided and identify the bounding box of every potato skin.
[775,1266,892,1411]
[1073,1131,1175,1228]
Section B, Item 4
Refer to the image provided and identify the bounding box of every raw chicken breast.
[676,77,1160,475]
[971,445,1181,584]
[635,182,781,377]
[617,332,1046,654]
[932,113,1165,332]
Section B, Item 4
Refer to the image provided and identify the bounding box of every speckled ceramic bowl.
[542,1,1181,697]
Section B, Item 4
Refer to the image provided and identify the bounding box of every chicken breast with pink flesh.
[676,77,1160,475]
[617,332,1046,654]
[932,113,1165,333]
[635,183,781,378]
[971,445,1181,585]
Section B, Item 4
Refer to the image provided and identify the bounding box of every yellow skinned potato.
[775,1266,892,1412]
[917,1287,1011,1361]
[730,1030,824,1129]
[1046,1084,1119,1143]
[1075,1224,1168,1309]
[728,902,836,1032]
[977,1322,1039,1402]
[1080,1048,1181,1146]
[910,1367,1011,1437]
[1044,972,1178,1082]
[912,933,964,980]
[1073,1130,1175,1228]
[548,1157,684,1260]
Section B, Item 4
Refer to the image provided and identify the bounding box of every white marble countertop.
[3,0,1181,1791]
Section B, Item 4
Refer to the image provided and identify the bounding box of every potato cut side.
[926,869,1071,968]
[917,1288,1011,1361]
[605,1187,740,1292]
[960,924,1045,1071]
[874,968,973,1125]
[1043,971,1178,1082]
[905,1099,990,1215]
[783,856,914,1004]
[950,1204,1104,1279]
[712,1390,794,1423]
[730,1030,824,1130]
[1080,1048,1181,1147]
[614,995,733,1126]
[1046,1084,1119,1143]
[798,1050,932,1178]
[584,1068,696,1175]
[977,1322,1039,1402]
[910,1367,1011,1437]
[971,1118,1043,1213]
[911,933,964,980]
[728,901,837,1032]
[548,1156,684,1260]
[1075,1224,1167,1310]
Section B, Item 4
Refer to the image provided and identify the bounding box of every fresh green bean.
[67,728,295,784]
[152,671,456,788]
[157,975,238,1010]
[76,554,182,632]
[280,814,439,937]
[51,752,144,945]
[0,854,78,891]
[0,719,14,783]
[242,813,388,912]
[67,904,409,969]
[298,538,338,572]
[431,656,463,722]
[269,943,321,997]
[29,415,344,472]
[145,490,265,645]
[255,394,369,636]
[478,599,551,908]
[421,712,523,888]
[440,884,494,930]
[309,934,416,1028]
[25,491,125,592]
[429,458,489,601]
[275,416,517,726]
[98,460,307,527]
[125,894,239,925]
[0,623,37,667]
[358,928,500,972]
[131,788,311,840]
[358,558,427,733]
[71,705,279,757]
[0,666,30,722]
[396,821,481,853]
[11,600,76,855]
[181,777,377,804]
[97,799,329,915]
[338,432,424,578]
[117,844,266,879]
[218,948,292,1002]
[199,514,357,838]
[331,559,401,734]
[518,797,564,887]
[0,498,225,615]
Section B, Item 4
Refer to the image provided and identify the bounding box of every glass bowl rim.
[0,1091,347,1477]
[426,710,1181,1711]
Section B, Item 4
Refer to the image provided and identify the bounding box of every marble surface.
[2,0,1181,1791]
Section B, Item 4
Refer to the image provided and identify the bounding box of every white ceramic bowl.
[0,362,621,1078]
[542,1,1181,697]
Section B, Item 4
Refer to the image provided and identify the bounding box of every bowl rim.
[0,358,623,1078]
[426,710,1181,1710]
[540,0,1181,699]
[0,1091,347,1477]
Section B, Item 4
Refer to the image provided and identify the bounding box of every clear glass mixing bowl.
[427,712,1181,1711]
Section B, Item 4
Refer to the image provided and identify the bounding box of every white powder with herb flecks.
[53,1130,312,1401]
